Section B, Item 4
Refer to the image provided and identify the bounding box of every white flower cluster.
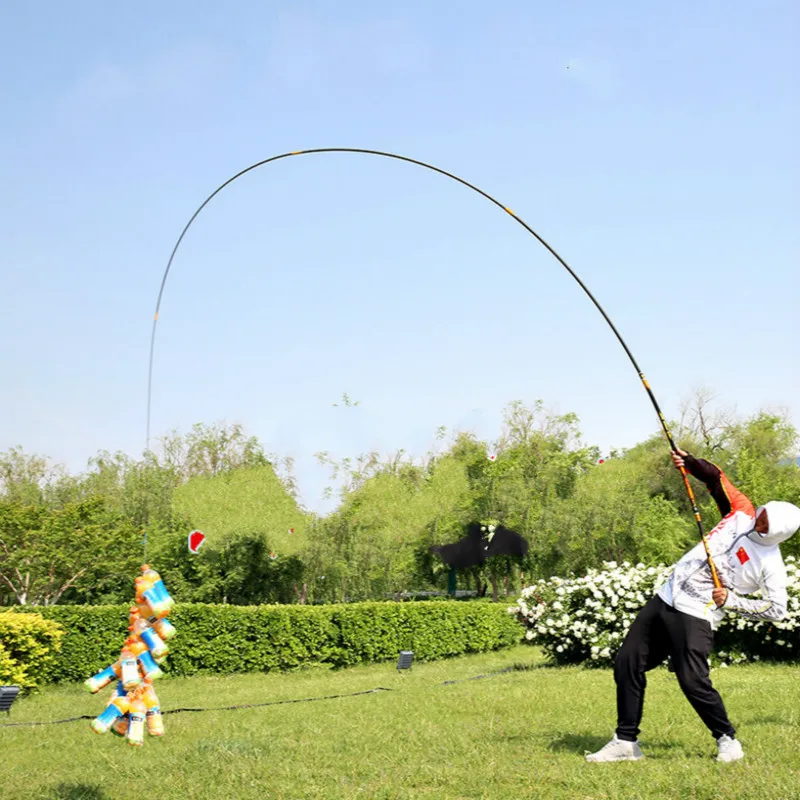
[509,556,800,668]
[716,555,800,664]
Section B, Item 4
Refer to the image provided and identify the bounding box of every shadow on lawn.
[740,714,785,727]
[548,733,613,754]
[49,785,109,800]
[549,733,686,757]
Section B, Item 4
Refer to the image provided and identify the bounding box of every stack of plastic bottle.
[84,565,176,747]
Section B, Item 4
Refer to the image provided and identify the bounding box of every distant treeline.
[1,394,798,607]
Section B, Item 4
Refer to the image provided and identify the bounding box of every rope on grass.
[442,665,518,685]
[164,686,393,715]
[0,713,97,728]
[0,662,531,728]
[0,687,394,728]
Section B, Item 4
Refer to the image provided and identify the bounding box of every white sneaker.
[585,735,644,762]
[716,735,744,762]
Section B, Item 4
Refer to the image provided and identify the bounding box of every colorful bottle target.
[127,692,147,747]
[153,617,177,641]
[137,649,164,681]
[142,682,165,737]
[87,564,176,746]
[119,647,142,692]
[84,663,119,694]
[136,565,174,618]
[110,713,130,738]
[90,695,130,735]
[129,618,168,659]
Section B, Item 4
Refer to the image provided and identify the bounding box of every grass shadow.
[509,662,557,672]
[195,738,266,759]
[548,732,613,754]
[740,715,785,726]
[550,733,694,760]
[49,784,109,800]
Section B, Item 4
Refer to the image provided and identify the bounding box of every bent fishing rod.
[146,147,722,588]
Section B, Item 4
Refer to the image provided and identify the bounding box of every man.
[586,448,800,763]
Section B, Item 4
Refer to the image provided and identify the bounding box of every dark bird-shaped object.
[430,522,528,569]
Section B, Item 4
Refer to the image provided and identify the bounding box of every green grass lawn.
[2,646,799,800]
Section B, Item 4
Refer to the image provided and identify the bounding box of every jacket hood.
[748,500,800,547]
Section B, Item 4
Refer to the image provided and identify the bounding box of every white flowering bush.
[715,555,800,664]
[509,556,800,668]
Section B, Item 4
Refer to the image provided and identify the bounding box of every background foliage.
[1,394,798,609]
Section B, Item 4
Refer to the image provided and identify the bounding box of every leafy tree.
[439,402,598,594]
[187,533,305,605]
[157,458,310,603]
[0,497,141,605]
[307,451,472,601]
[78,451,178,528]
[0,447,76,507]
[532,444,696,576]
[156,422,268,480]
[677,386,736,455]
[172,463,308,553]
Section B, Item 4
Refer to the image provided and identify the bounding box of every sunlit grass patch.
[3,646,799,799]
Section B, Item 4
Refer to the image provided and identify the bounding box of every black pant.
[614,595,736,741]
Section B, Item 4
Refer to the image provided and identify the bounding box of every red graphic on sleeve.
[736,547,750,565]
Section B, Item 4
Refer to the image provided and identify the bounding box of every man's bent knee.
[676,671,713,699]
[614,648,641,685]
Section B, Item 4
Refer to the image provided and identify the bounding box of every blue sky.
[1,1,797,513]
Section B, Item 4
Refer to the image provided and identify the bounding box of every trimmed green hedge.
[12,601,521,683]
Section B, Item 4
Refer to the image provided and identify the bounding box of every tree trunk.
[293,582,308,605]
[491,571,499,602]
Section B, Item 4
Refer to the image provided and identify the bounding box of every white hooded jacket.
[657,497,800,629]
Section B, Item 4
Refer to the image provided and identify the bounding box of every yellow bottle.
[153,617,177,641]
[84,661,121,694]
[125,635,147,658]
[120,646,141,691]
[90,695,129,735]
[111,713,130,738]
[142,682,165,737]
[126,691,146,747]
[137,564,174,618]
[129,619,168,659]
